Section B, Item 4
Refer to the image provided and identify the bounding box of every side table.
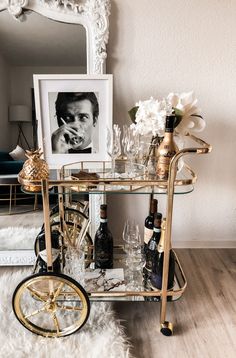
[0,174,37,215]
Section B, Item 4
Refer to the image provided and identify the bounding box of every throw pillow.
[9,145,26,161]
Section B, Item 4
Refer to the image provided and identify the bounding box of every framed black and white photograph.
[33,74,113,168]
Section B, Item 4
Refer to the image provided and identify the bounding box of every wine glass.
[107,125,121,176]
[123,127,139,177]
[122,219,144,290]
[122,219,140,254]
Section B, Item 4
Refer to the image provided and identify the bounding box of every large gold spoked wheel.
[12,272,90,337]
[49,206,88,227]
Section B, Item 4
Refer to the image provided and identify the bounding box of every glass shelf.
[68,248,187,302]
[57,160,196,195]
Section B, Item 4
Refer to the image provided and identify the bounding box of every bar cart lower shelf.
[12,246,186,337]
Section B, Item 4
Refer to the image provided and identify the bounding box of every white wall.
[0,54,10,150]
[106,0,236,247]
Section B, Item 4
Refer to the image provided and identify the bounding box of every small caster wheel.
[160,321,173,336]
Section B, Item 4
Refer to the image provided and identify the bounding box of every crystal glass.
[122,220,145,290]
[64,246,85,286]
[122,127,139,176]
[107,125,121,176]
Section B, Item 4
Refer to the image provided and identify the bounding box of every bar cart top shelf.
[18,133,212,195]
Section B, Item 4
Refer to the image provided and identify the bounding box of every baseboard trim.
[173,241,236,248]
[0,250,35,266]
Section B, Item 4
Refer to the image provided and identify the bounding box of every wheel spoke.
[51,313,60,334]
[26,286,47,302]
[52,282,65,301]
[25,306,46,319]
[57,304,83,311]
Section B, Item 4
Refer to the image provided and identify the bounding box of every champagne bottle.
[144,212,162,277]
[155,114,178,180]
[94,204,113,269]
[144,198,158,251]
[37,229,61,273]
[151,218,175,290]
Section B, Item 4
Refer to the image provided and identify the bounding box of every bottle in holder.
[144,212,162,278]
[37,229,61,273]
[155,114,178,180]
[151,218,175,290]
[94,204,113,269]
[144,198,158,252]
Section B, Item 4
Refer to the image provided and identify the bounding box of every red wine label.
[144,227,153,244]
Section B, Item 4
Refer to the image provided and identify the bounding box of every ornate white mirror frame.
[0,0,111,74]
[0,0,111,265]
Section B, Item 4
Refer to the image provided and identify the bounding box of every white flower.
[131,91,206,138]
[167,91,206,134]
[132,97,166,137]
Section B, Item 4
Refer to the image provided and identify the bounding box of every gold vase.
[18,149,49,192]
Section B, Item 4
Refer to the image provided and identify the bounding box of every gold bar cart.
[13,133,211,337]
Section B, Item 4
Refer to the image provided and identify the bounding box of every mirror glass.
[0,9,87,149]
[0,9,87,263]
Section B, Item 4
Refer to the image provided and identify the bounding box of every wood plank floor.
[113,249,236,358]
[0,208,235,357]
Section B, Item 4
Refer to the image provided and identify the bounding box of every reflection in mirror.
[0,10,87,151]
[0,10,86,262]
[0,0,110,266]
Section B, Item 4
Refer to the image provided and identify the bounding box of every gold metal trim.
[13,274,89,338]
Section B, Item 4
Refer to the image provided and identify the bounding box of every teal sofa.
[0,151,24,175]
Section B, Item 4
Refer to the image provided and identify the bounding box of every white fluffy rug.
[0,227,40,250]
[0,270,132,357]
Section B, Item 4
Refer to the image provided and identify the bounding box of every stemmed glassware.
[122,126,139,177]
[122,219,145,291]
[107,124,121,177]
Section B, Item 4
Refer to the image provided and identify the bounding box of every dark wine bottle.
[37,229,61,273]
[144,198,158,252]
[151,218,175,290]
[144,212,162,277]
[94,204,113,269]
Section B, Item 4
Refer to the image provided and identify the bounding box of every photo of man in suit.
[51,92,99,154]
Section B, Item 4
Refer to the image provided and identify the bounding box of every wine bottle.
[151,218,175,290]
[144,212,162,277]
[155,114,178,180]
[37,229,61,273]
[144,198,158,252]
[94,204,113,269]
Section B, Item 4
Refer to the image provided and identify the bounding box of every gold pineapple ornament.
[18,149,49,192]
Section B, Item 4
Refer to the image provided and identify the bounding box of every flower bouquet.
[128,91,206,172]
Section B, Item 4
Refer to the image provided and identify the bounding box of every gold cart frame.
[18,133,212,335]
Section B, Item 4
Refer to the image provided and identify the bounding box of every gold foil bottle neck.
[157,218,166,253]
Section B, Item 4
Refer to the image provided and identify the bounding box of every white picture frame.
[33,74,113,169]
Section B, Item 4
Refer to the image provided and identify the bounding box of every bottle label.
[149,240,156,251]
[156,156,172,180]
[39,248,60,263]
[100,218,107,223]
[144,227,153,244]
[153,228,161,233]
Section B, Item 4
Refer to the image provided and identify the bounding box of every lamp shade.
[9,105,31,123]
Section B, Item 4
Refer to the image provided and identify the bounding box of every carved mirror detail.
[0,0,111,74]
